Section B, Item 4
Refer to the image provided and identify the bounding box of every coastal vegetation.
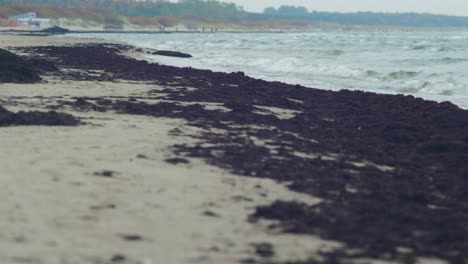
[1,0,468,28]
[0,0,245,22]
[258,6,468,28]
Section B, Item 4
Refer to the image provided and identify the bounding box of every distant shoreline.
[0,29,298,36]
[1,26,468,36]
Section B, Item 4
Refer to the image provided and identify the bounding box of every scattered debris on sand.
[0,104,79,126]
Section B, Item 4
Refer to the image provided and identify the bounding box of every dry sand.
[0,35,344,264]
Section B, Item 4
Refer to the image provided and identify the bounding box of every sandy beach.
[1,34,467,264]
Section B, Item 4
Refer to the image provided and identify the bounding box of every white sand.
[0,35,344,264]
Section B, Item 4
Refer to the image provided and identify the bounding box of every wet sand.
[1,34,468,264]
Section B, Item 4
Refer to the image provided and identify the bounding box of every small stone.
[252,243,275,258]
[202,211,220,217]
[120,234,143,241]
[111,254,126,262]
[136,154,148,159]
[94,170,115,177]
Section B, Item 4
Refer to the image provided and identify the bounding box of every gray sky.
[220,0,468,16]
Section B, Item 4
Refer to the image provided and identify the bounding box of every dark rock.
[93,170,115,178]
[120,234,143,241]
[110,254,126,262]
[152,50,192,58]
[41,26,69,34]
[202,211,220,217]
[136,154,148,159]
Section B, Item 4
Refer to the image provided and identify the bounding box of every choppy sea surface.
[70,31,468,109]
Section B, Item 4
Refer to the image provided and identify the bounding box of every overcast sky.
[219,0,468,16]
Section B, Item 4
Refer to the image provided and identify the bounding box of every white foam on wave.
[67,31,468,109]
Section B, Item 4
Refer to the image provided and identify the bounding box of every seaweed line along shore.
[0,34,467,264]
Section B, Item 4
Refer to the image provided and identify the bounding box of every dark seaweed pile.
[0,48,42,83]
[0,48,76,126]
[0,104,79,126]
[20,44,468,263]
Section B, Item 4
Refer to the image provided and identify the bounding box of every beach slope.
[1,34,467,264]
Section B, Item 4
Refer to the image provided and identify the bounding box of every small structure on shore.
[8,12,50,28]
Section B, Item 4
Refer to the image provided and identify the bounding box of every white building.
[8,12,50,28]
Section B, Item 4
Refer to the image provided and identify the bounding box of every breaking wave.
[71,31,468,109]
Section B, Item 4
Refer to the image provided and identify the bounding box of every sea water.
[70,31,468,109]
